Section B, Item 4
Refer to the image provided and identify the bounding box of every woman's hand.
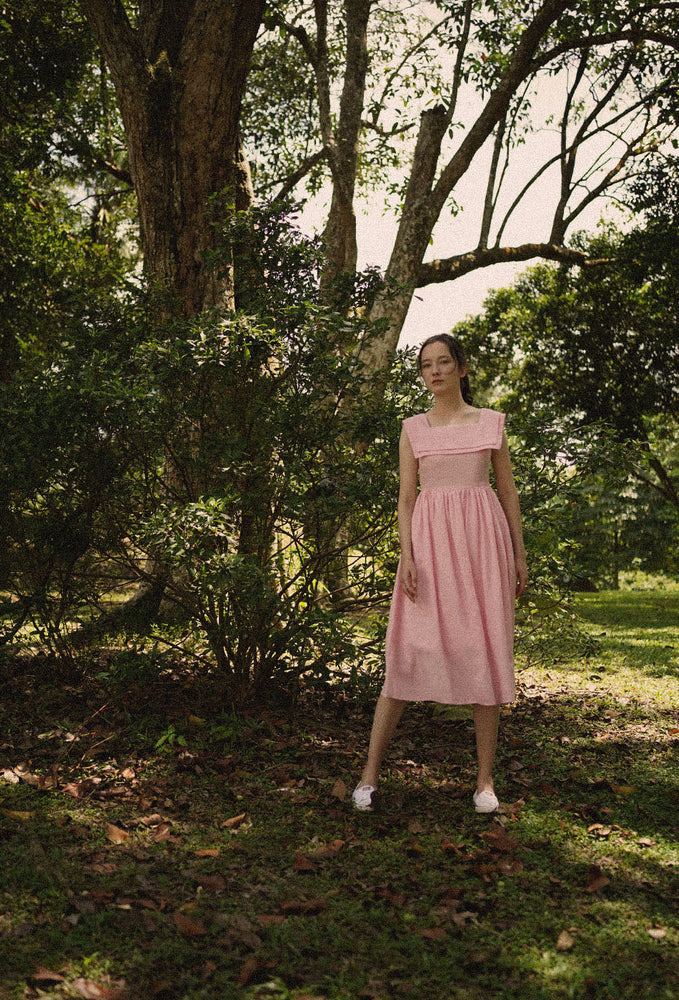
[400,556,418,603]
[515,554,529,597]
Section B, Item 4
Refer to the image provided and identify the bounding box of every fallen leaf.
[105,823,129,845]
[309,839,345,859]
[451,910,477,927]
[221,812,247,829]
[258,913,286,927]
[173,911,207,937]
[194,848,220,857]
[585,865,610,893]
[237,956,262,986]
[63,779,98,798]
[3,810,36,820]
[73,979,116,999]
[293,853,316,871]
[556,930,576,951]
[637,838,656,848]
[31,967,66,983]
[609,783,637,797]
[331,777,347,801]
[153,823,172,842]
[440,839,466,854]
[201,960,217,981]
[139,813,164,826]
[497,857,524,876]
[480,829,518,852]
[280,898,326,914]
[587,824,611,838]
[647,927,667,940]
[418,926,447,940]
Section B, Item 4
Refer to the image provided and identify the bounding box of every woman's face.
[419,341,467,396]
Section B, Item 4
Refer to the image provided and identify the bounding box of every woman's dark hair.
[417,334,473,404]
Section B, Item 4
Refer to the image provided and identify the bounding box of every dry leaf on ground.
[556,930,576,951]
[173,910,207,937]
[331,777,347,801]
[105,823,129,845]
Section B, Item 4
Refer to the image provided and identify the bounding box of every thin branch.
[430,0,573,217]
[360,119,414,139]
[264,7,318,68]
[481,79,533,246]
[560,136,650,233]
[493,91,663,247]
[91,155,133,186]
[313,0,333,149]
[444,0,473,130]
[268,147,329,201]
[532,28,679,74]
[479,116,506,249]
[374,11,458,118]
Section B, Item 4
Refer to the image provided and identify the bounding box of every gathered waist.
[419,482,492,493]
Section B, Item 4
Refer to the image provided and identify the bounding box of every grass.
[0,583,677,1000]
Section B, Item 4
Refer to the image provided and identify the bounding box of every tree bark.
[80,0,265,313]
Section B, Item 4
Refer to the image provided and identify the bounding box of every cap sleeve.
[490,410,506,450]
[402,414,428,458]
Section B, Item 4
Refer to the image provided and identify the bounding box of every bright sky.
[297,61,627,351]
[301,150,621,350]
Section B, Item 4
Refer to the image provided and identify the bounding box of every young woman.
[353,335,528,813]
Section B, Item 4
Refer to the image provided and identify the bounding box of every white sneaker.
[473,789,499,813]
[352,784,376,811]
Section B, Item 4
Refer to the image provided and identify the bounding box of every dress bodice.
[403,409,505,489]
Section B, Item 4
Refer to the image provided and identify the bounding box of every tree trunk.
[79,1,266,629]
[80,0,265,313]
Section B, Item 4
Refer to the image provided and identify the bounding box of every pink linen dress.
[382,408,516,706]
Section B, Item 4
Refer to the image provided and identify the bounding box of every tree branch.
[269,147,329,201]
[430,0,573,217]
[532,27,679,73]
[479,116,506,249]
[313,0,333,149]
[264,7,318,68]
[444,0,473,130]
[91,155,133,186]
[373,9,459,118]
[79,0,147,96]
[417,243,612,287]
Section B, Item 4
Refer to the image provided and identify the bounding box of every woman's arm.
[397,427,419,602]
[492,432,529,596]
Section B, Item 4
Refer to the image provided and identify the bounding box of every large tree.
[79,0,265,314]
[76,1,679,346]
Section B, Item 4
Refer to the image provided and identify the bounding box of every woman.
[353,335,528,813]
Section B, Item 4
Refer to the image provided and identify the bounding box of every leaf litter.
[2,591,679,998]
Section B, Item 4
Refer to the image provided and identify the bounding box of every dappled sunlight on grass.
[0,585,677,999]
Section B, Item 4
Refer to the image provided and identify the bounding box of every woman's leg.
[357,695,407,788]
[473,704,500,794]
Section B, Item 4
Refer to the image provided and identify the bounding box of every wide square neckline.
[422,408,486,430]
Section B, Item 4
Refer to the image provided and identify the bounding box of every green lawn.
[1,585,677,999]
